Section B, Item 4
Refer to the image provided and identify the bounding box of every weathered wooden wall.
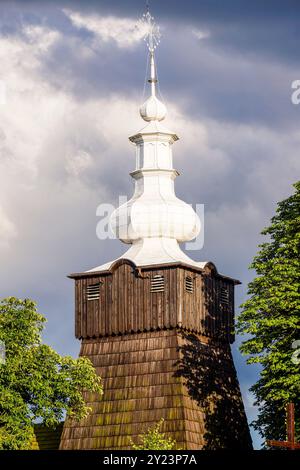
[60,260,252,451]
[74,261,235,343]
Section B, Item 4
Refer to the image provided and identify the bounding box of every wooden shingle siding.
[60,330,252,450]
[61,260,252,451]
[74,262,235,342]
[31,423,63,450]
[60,330,203,450]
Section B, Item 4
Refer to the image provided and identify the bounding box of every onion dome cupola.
[109,10,201,267]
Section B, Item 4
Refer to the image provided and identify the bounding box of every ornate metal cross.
[267,403,300,450]
[140,9,161,53]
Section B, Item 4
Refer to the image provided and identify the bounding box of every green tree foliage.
[131,419,176,450]
[237,181,300,445]
[0,297,103,449]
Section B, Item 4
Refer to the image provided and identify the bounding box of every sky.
[0,0,300,450]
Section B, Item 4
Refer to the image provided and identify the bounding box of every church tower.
[60,9,252,450]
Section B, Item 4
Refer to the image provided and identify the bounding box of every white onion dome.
[140,95,167,122]
[86,10,206,271]
[110,196,201,244]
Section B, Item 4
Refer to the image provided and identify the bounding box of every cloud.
[65,149,93,177]
[0,205,17,248]
[0,3,299,449]
[23,25,61,51]
[0,25,63,188]
[63,9,147,49]
[192,28,211,40]
[0,12,299,310]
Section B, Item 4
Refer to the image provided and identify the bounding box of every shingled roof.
[30,423,64,450]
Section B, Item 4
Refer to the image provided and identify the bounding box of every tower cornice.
[130,168,179,179]
[129,130,179,144]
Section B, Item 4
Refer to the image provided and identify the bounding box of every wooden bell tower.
[59,259,252,450]
[59,7,252,451]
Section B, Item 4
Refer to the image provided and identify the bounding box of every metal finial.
[137,6,161,97]
[140,9,161,53]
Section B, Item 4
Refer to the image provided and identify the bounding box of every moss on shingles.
[29,423,64,450]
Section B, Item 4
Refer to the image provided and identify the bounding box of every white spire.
[88,7,203,273]
[139,9,167,122]
[142,8,160,97]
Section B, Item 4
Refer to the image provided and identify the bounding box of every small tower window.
[87,283,101,301]
[185,276,193,293]
[151,275,164,292]
[220,286,229,305]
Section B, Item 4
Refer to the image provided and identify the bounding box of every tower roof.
[85,7,217,275]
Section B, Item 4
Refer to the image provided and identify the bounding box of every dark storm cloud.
[6,0,300,64]
[1,0,299,450]
[3,0,300,71]
[2,0,298,129]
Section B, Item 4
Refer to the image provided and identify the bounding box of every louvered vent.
[220,286,229,305]
[87,283,100,301]
[151,275,164,292]
[185,276,193,293]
